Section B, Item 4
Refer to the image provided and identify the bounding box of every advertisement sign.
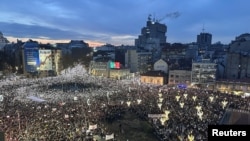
[24,48,40,72]
[39,50,52,70]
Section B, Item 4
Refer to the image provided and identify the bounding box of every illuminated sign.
[24,48,40,72]
[39,50,52,70]
[109,61,120,69]
[177,84,187,89]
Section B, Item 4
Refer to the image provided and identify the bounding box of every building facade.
[89,60,130,79]
[109,68,130,80]
[215,80,250,95]
[197,32,212,46]
[140,71,167,85]
[89,60,109,77]
[21,40,62,77]
[191,59,217,85]
[135,15,167,63]
[69,40,89,48]
[125,49,152,74]
[135,15,167,47]
[197,32,212,55]
[153,59,168,73]
[225,33,250,79]
[0,32,9,50]
[168,70,191,85]
[52,49,62,75]
[162,43,188,60]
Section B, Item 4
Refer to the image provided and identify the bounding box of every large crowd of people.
[0,64,249,141]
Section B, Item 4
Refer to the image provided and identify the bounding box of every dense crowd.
[0,66,249,141]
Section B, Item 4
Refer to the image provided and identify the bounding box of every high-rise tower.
[196,26,212,55]
[135,15,167,63]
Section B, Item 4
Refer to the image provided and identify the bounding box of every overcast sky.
[0,0,249,46]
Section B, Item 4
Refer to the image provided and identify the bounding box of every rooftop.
[141,70,166,77]
[219,108,250,125]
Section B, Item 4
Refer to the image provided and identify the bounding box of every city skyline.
[1,0,250,47]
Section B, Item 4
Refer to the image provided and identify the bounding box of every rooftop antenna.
[148,14,152,21]
[202,23,205,33]
[153,13,156,22]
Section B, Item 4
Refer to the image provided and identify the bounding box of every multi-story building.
[140,70,167,85]
[109,68,130,80]
[56,43,71,54]
[89,60,130,79]
[186,44,198,60]
[215,80,250,95]
[135,15,167,63]
[125,49,152,73]
[51,49,62,75]
[153,59,168,73]
[69,40,89,48]
[168,70,191,85]
[225,33,250,79]
[191,59,217,85]
[197,32,212,46]
[89,60,109,77]
[162,43,188,60]
[115,46,135,66]
[0,32,8,43]
[197,32,212,55]
[0,32,9,51]
[93,44,116,61]
[22,40,40,75]
[21,40,62,77]
[135,15,167,47]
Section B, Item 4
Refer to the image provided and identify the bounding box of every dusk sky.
[1,0,249,46]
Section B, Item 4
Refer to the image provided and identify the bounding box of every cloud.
[0,0,250,45]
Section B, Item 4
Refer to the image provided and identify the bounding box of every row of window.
[170,74,190,78]
[141,78,163,84]
[216,84,250,89]
[169,79,189,83]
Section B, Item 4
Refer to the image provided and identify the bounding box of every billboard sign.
[109,61,120,69]
[24,48,40,72]
[39,50,52,70]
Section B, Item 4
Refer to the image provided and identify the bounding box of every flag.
[27,96,46,102]
[105,133,114,140]
[88,124,98,130]
[64,114,69,119]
